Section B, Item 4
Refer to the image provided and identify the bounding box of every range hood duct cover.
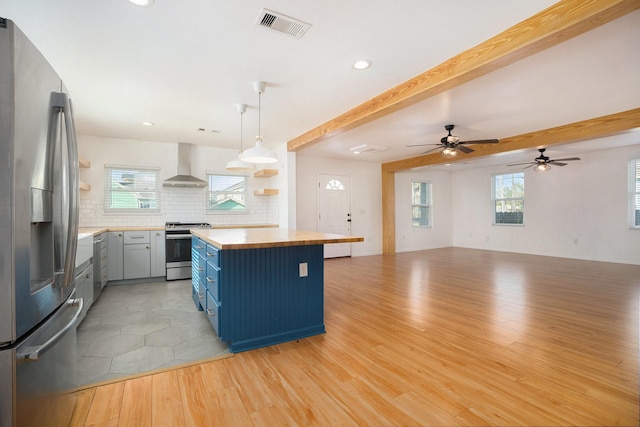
[163,143,207,188]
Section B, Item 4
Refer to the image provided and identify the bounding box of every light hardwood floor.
[66,248,639,426]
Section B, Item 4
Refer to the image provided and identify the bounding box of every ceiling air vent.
[255,9,311,39]
[350,144,388,154]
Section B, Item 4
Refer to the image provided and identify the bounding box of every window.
[630,159,640,228]
[411,181,432,227]
[493,172,524,225]
[104,165,160,212]
[207,172,248,212]
[325,179,344,190]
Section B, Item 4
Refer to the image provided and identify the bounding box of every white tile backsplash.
[79,186,278,227]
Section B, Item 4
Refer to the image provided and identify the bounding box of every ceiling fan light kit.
[441,147,458,158]
[240,81,278,164]
[407,124,499,156]
[508,148,581,171]
[533,163,551,172]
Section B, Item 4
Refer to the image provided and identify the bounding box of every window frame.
[411,180,432,228]
[206,171,250,214]
[104,164,161,214]
[629,158,640,229]
[492,172,525,226]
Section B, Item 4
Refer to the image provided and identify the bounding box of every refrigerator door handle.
[52,92,79,288]
[16,298,83,361]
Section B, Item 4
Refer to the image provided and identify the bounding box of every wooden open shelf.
[253,189,279,196]
[254,169,278,178]
[79,157,91,168]
[79,181,91,191]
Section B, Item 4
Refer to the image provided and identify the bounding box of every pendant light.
[225,104,256,172]
[240,81,278,164]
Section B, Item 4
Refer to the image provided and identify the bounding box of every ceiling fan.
[407,124,499,158]
[508,148,580,172]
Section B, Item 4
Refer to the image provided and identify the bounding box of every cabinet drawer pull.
[198,267,205,272]
[205,251,216,257]
[195,245,204,250]
[206,277,216,283]
[130,236,145,239]
[198,291,204,298]
[206,308,216,317]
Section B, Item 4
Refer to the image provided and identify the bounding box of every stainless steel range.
[165,222,211,280]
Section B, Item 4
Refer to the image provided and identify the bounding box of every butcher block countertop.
[78,224,278,236]
[192,228,364,250]
[78,226,163,235]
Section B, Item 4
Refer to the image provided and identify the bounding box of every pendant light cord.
[240,111,243,152]
[258,91,262,139]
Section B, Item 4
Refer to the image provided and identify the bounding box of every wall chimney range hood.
[163,143,207,188]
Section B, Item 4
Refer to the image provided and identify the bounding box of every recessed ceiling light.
[141,121,154,126]
[129,0,154,7]
[353,59,371,70]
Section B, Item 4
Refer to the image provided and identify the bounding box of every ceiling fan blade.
[407,143,441,147]
[459,139,499,145]
[549,161,568,166]
[507,161,535,166]
[523,164,536,169]
[420,146,444,155]
[457,145,474,154]
[549,157,580,162]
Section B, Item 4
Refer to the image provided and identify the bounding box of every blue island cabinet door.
[220,244,325,352]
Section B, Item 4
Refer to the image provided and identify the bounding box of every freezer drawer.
[0,293,83,426]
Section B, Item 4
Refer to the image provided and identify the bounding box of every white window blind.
[629,159,640,228]
[411,181,432,228]
[104,165,160,212]
[207,172,248,212]
[493,172,524,225]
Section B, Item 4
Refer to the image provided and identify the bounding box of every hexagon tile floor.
[75,279,230,387]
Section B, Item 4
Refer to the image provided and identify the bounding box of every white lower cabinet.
[107,232,124,281]
[107,230,166,282]
[150,230,166,277]
[75,263,93,323]
[124,243,151,279]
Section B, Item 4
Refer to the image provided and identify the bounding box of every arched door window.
[325,179,344,190]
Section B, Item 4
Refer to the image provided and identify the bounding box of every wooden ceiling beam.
[287,0,640,153]
[382,108,640,173]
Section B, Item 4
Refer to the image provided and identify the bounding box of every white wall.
[78,135,279,227]
[296,155,382,256]
[451,144,640,264]
[394,170,453,252]
[79,135,640,265]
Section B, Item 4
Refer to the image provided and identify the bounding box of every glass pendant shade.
[533,163,551,172]
[441,147,458,158]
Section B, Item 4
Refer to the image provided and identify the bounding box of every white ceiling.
[2,0,639,168]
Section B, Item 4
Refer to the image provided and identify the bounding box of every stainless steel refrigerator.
[0,18,82,427]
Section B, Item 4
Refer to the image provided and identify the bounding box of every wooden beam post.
[382,170,395,254]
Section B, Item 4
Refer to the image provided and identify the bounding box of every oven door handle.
[166,234,192,239]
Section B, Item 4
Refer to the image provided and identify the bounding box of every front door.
[318,174,351,258]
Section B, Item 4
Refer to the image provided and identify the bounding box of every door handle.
[17,297,84,361]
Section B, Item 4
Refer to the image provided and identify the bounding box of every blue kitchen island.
[191,228,363,353]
